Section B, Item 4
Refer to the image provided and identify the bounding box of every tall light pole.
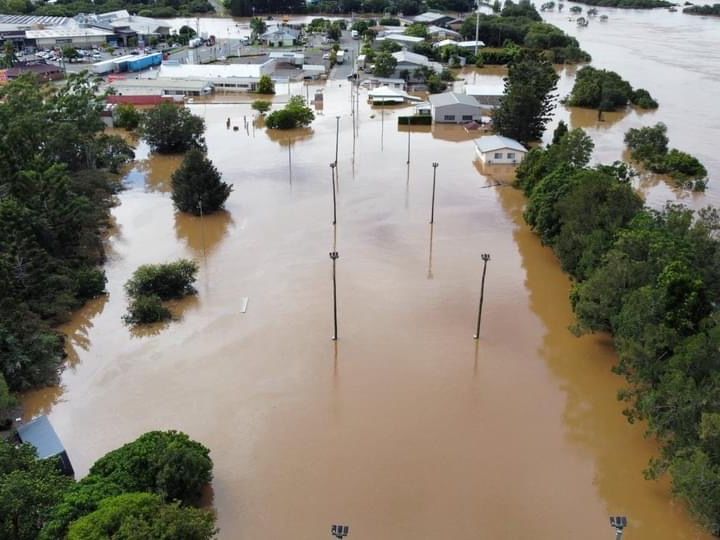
[473,253,490,339]
[406,129,411,164]
[330,162,337,225]
[610,516,628,540]
[329,251,339,341]
[334,115,340,166]
[430,162,438,224]
[474,0,481,56]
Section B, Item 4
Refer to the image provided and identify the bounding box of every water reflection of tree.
[431,124,479,142]
[130,154,184,193]
[265,127,314,146]
[128,295,200,339]
[61,295,109,370]
[174,209,234,256]
[568,105,629,130]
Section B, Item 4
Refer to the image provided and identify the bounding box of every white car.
[323,53,330,60]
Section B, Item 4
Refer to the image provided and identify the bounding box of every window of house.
[462,115,473,121]
[507,152,515,159]
[443,115,455,121]
[494,152,502,159]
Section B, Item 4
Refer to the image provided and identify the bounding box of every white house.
[428,92,482,123]
[474,135,527,165]
[391,50,442,78]
[368,85,422,104]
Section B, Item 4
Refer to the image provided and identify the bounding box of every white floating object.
[239,297,249,313]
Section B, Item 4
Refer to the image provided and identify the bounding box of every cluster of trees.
[0,74,134,399]
[683,3,720,15]
[141,102,206,154]
[123,259,199,325]
[304,0,470,16]
[0,0,213,17]
[571,0,671,7]
[517,125,720,534]
[624,123,708,190]
[566,66,658,111]
[265,96,315,129]
[229,0,305,16]
[0,430,216,539]
[494,51,559,144]
[459,0,591,64]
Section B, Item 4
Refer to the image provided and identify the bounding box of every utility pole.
[330,251,339,341]
[335,115,340,166]
[474,0,481,56]
[430,162,438,224]
[197,199,206,258]
[330,162,337,225]
[406,129,411,164]
[473,253,491,339]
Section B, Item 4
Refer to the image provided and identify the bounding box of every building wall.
[432,103,481,123]
[476,147,526,165]
[35,35,107,48]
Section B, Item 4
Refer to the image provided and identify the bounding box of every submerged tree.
[171,149,232,216]
[141,103,205,153]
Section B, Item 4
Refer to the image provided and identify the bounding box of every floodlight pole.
[330,251,339,341]
[330,162,337,225]
[473,253,490,339]
[430,162,438,224]
[406,129,411,164]
[335,115,340,166]
[474,0,481,55]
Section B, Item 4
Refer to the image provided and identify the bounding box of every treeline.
[0,74,133,395]
[683,3,720,15]
[1,430,217,539]
[566,66,658,110]
[460,0,591,63]
[569,0,671,8]
[516,124,720,533]
[0,0,214,18]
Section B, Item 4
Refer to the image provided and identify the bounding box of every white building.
[428,92,482,123]
[474,135,527,165]
[434,39,485,49]
[368,86,422,104]
[25,26,115,48]
[157,61,276,92]
[375,34,425,48]
[391,50,442,76]
[260,26,299,47]
[109,77,212,97]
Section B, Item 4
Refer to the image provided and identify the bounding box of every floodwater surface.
[22,7,720,539]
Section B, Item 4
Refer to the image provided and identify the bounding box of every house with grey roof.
[413,11,455,27]
[474,135,527,165]
[260,26,300,47]
[428,92,483,123]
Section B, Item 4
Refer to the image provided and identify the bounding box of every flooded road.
[22,7,720,539]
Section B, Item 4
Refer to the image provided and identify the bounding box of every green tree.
[251,99,271,114]
[89,431,212,505]
[256,74,275,95]
[551,120,568,144]
[404,23,429,38]
[326,21,342,41]
[123,294,172,326]
[0,374,15,427]
[493,51,558,143]
[624,123,669,163]
[265,96,315,129]
[250,16,267,38]
[114,104,142,130]
[125,260,199,302]
[61,46,80,62]
[67,493,217,540]
[141,102,205,154]
[0,41,16,68]
[373,51,397,77]
[0,439,72,540]
[171,149,232,215]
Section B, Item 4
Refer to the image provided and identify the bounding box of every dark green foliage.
[625,123,707,188]
[551,120,568,144]
[256,75,275,95]
[0,439,73,540]
[0,374,14,425]
[426,74,447,93]
[0,74,125,391]
[518,123,720,532]
[122,294,172,325]
[684,3,720,15]
[373,50,398,78]
[574,0,670,7]
[141,102,206,154]
[265,96,315,129]
[114,104,142,130]
[67,492,217,540]
[251,99,271,114]
[13,0,214,17]
[125,260,198,301]
[566,66,658,111]
[89,431,213,505]
[171,149,232,215]
[493,51,559,143]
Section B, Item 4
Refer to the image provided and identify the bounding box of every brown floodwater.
[22,7,720,539]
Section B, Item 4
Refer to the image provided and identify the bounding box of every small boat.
[600,14,609,20]
[577,16,589,26]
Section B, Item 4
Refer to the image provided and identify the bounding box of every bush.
[74,267,107,301]
[632,88,659,109]
[171,149,232,215]
[0,374,15,426]
[251,100,271,114]
[114,104,142,130]
[122,295,172,325]
[125,260,198,301]
[265,96,314,129]
[140,103,205,154]
[88,431,213,505]
[256,75,275,95]
[662,149,707,180]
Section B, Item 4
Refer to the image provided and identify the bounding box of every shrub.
[114,104,142,130]
[265,96,314,129]
[632,88,659,109]
[122,295,172,325]
[256,75,275,95]
[171,149,232,215]
[74,267,107,301]
[125,260,198,301]
[251,100,271,114]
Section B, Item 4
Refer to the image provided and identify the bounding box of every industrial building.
[92,53,162,75]
[110,77,212,97]
[157,60,276,92]
[428,92,483,123]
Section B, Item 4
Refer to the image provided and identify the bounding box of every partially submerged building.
[157,60,276,92]
[474,135,527,165]
[16,415,74,476]
[428,92,483,123]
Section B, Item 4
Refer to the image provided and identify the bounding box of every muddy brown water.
[22,7,720,539]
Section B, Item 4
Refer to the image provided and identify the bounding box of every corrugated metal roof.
[474,135,527,153]
[17,416,65,459]
[429,92,480,107]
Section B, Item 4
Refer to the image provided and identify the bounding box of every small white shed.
[474,135,527,165]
